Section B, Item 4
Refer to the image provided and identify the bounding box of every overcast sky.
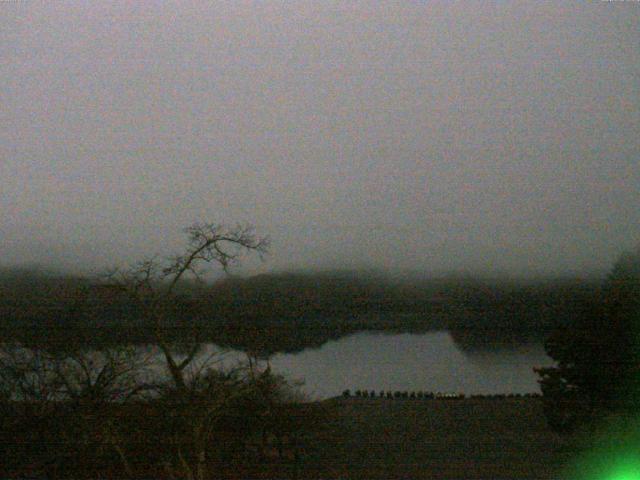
[1,1,639,277]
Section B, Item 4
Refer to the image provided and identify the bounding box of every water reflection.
[206,331,555,400]
[1,332,555,401]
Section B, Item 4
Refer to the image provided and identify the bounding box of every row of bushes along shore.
[341,389,542,399]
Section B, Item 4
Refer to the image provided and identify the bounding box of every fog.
[2,2,638,277]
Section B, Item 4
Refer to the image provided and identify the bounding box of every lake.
[205,330,554,400]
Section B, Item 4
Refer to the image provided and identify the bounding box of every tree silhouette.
[536,247,640,432]
[103,222,269,393]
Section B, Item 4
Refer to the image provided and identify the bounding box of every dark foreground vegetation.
[308,396,571,479]
[0,349,318,479]
[1,393,573,479]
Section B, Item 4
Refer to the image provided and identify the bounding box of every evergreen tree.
[536,248,640,432]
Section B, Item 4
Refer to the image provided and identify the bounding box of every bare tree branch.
[103,222,268,393]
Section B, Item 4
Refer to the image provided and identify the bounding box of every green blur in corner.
[563,414,640,480]
[605,458,640,480]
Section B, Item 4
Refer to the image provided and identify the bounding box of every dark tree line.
[1,266,600,356]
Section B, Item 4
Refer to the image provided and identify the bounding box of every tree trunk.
[160,344,187,392]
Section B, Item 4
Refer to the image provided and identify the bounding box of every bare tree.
[52,345,157,404]
[0,342,156,477]
[104,222,269,393]
[0,223,271,478]
[157,357,307,480]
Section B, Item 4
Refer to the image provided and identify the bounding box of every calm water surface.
[207,331,554,400]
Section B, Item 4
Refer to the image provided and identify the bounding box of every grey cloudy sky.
[1,1,639,277]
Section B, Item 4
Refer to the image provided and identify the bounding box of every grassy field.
[285,397,572,479]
